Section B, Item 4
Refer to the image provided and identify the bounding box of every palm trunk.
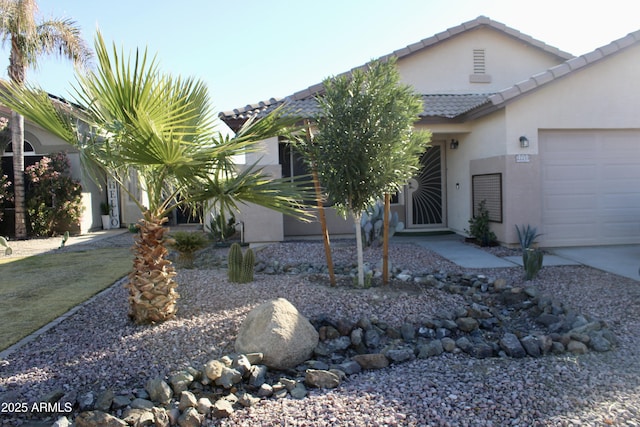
[353,211,365,286]
[127,210,179,324]
[11,111,27,239]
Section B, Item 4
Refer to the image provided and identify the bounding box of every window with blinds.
[472,173,502,222]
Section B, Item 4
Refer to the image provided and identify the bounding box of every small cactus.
[524,248,544,280]
[241,248,255,283]
[228,243,244,282]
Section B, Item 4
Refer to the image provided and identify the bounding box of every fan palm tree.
[0,0,92,239]
[1,32,311,324]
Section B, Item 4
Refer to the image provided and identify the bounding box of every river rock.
[352,353,389,370]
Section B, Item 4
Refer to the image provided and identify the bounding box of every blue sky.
[0,0,638,115]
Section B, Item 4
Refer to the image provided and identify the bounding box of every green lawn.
[0,248,132,351]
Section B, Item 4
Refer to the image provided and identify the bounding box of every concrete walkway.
[398,233,639,281]
[409,234,516,268]
[550,245,640,281]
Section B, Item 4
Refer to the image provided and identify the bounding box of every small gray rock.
[130,398,155,410]
[499,333,527,358]
[145,377,172,404]
[418,340,443,358]
[386,348,415,363]
[179,406,204,426]
[179,390,198,411]
[215,367,242,389]
[169,370,194,394]
[305,369,340,389]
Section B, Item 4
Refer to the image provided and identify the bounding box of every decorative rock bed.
[51,270,616,427]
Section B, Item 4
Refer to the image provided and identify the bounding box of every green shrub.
[167,231,209,268]
[465,200,496,246]
[25,153,83,237]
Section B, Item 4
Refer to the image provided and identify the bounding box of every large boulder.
[235,298,319,370]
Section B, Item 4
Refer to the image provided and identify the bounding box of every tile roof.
[220,15,572,126]
[221,93,494,124]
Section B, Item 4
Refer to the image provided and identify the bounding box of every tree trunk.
[11,111,27,239]
[312,166,336,286]
[127,210,179,324]
[382,192,390,285]
[353,211,365,286]
[305,121,335,286]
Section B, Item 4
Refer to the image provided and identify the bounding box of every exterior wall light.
[450,139,459,149]
[519,136,529,148]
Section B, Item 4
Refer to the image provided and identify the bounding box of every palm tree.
[1,32,312,324]
[0,0,91,239]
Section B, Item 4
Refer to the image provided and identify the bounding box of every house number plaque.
[107,177,121,229]
[515,154,530,163]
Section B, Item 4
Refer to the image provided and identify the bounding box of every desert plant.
[228,242,244,283]
[1,33,312,324]
[207,211,236,243]
[524,248,544,280]
[167,231,209,268]
[360,200,404,247]
[466,199,497,247]
[242,248,255,283]
[515,224,542,250]
[516,224,544,280]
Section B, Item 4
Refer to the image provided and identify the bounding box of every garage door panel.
[540,130,640,246]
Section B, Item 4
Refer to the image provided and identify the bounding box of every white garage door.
[540,130,640,247]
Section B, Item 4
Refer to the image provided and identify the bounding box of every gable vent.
[473,49,486,74]
[470,49,492,83]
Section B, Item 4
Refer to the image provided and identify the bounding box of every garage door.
[540,130,640,247]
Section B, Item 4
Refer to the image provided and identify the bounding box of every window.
[472,173,502,222]
[3,140,36,155]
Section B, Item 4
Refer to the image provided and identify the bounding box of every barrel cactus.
[241,248,255,283]
[524,248,544,280]
[228,243,244,282]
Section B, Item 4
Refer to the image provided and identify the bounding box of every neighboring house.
[0,102,105,235]
[220,16,640,248]
[0,95,237,236]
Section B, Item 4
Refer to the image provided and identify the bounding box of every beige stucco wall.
[397,27,566,94]
[497,43,640,245]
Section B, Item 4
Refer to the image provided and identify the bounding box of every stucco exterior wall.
[397,27,566,94]
[497,43,640,245]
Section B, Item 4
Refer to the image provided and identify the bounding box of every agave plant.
[1,32,312,324]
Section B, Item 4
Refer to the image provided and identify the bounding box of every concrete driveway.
[549,245,640,281]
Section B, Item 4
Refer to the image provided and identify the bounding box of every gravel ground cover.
[0,233,639,426]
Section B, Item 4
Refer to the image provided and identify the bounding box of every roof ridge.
[222,16,574,118]
[489,29,640,106]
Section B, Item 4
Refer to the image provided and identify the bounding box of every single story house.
[220,15,640,248]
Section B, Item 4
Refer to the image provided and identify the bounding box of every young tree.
[314,58,430,286]
[0,0,92,239]
[1,32,312,324]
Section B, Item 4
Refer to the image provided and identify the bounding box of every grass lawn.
[0,247,132,351]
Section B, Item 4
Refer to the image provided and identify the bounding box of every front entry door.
[406,142,446,228]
